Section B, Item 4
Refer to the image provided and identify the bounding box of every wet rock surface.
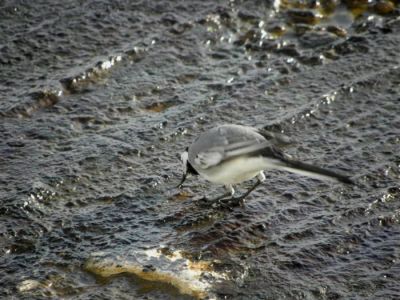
[1,0,400,299]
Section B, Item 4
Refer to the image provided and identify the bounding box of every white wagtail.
[178,124,352,203]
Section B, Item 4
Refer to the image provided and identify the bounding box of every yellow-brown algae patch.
[188,260,214,272]
[373,1,395,15]
[287,9,323,25]
[169,190,192,201]
[325,25,348,38]
[84,249,227,299]
[344,0,369,17]
[143,102,169,113]
[267,25,287,38]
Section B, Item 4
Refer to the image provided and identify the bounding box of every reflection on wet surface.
[1,0,400,299]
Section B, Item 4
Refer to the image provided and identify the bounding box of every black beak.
[177,172,187,189]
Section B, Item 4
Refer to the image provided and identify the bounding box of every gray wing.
[193,140,275,169]
[189,125,277,170]
[258,128,293,146]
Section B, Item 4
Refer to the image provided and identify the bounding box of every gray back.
[188,125,266,163]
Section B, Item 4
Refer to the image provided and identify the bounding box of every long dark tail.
[278,158,354,184]
[256,146,353,184]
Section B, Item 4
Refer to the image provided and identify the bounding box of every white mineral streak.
[85,248,228,299]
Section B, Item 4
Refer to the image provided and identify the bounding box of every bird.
[177,124,353,204]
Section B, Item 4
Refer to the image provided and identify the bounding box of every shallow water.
[1,0,400,299]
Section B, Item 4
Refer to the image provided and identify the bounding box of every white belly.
[197,156,276,185]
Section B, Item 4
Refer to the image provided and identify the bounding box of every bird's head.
[177,147,198,188]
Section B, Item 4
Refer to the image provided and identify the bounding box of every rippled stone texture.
[1,0,400,299]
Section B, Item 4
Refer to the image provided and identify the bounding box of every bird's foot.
[195,195,239,209]
[195,196,221,208]
[218,196,245,208]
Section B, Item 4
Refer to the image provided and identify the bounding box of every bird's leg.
[223,171,266,205]
[238,180,261,199]
[216,185,235,202]
[241,171,265,198]
[197,185,235,205]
